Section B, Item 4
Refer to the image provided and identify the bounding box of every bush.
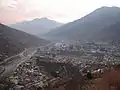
[51,71,59,77]
[87,72,93,80]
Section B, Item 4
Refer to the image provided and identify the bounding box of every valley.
[1,6,120,90]
[1,41,120,90]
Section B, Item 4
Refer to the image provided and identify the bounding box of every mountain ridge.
[10,18,63,36]
[44,6,120,42]
[0,23,48,61]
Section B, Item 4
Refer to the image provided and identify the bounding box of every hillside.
[44,7,120,42]
[94,22,120,42]
[0,23,48,61]
[10,18,63,36]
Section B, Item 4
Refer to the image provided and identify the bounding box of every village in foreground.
[0,41,120,90]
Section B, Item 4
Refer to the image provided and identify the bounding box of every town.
[1,41,120,90]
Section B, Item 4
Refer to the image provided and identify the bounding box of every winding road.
[0,48,37,80]
[0,43,54,80]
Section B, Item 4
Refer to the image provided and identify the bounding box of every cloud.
[0,7,25,24]
[0,0,26,24]
[1,0,120,24]
[0,0,16,8]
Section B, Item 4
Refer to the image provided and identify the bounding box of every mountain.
[0,23,48,61]
[44,7,120,42]
[10,18,63,36]
[95,21,120,41]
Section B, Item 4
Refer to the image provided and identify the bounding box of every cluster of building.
[1,41,120,90]
[36,41,120,73]
[5,59,50,90]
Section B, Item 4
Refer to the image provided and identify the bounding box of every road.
[0,43,54,80]
[0,48,37,80]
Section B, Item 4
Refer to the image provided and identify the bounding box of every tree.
[51,71,59,77]
[87,72,93,80]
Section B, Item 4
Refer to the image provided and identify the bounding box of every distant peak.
[92,6,120,14]
[33,17,49,21]
[41,17,49,20]
[98,6,120,10]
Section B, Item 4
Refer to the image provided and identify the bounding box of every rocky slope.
[0,23,48,61]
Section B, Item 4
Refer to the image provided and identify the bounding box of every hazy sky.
[0,0,120,24]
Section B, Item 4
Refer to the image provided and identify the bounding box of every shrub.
[87,72,93,80]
